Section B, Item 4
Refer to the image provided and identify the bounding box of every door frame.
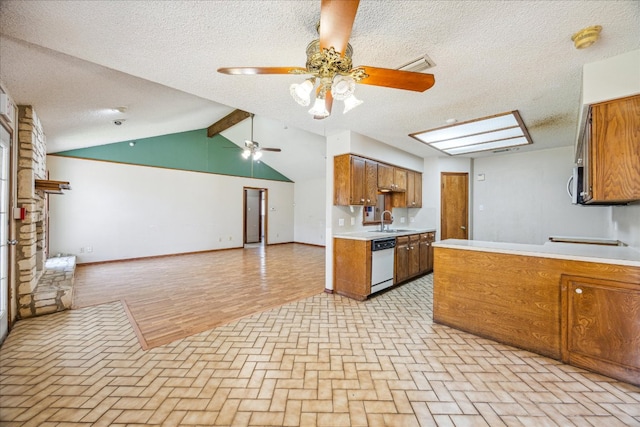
[243,187,268,245]
[440,172,469,241]
[0,119,15,341]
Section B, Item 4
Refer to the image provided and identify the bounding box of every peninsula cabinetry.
[581,94,640,204]
[434,243,640,385]
[562,275,640,385]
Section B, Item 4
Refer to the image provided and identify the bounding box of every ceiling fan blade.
[261,148,282,152]
[217,66,308,75]
[356,66,435,92]
[319,0,359,55]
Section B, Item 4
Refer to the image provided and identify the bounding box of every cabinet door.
[588,95,640,203]
[395,237,409,283]
[349,156,366,205]
[405,171,423,208]
[378,163,394,191]
[562,275,640,385]
[413,172,422,208]
[406,171,416,207]
[419,232,434,273]
[394,168,407,192]
[426,232,434,272]
[364,160,378,206]
[408,235,420,277]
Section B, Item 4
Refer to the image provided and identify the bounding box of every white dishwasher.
[371,237,396,294]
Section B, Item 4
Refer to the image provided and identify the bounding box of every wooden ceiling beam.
[207,109,251,138]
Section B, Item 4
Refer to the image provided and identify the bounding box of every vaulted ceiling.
[1,1,638,182]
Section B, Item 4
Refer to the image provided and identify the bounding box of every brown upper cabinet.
[334,154,378,206]
[377,163,394,192]
[334,153,423,207]
[392,170,422,208]
[581,94,640,204]
[393,168,407,192]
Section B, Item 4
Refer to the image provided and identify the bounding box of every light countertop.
[433,239,640,267]
[334,228,436,241]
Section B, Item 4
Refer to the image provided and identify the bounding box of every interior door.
[244,188,261,244]
[0,125,11,342]
[441,172,469,240]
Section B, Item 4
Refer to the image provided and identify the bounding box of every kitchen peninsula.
[433,239,640,386]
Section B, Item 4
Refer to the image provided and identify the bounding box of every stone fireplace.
[15,106,51,318]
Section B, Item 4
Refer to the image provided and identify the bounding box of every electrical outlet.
[410,217,415,223]
[400,217,406,223]
[339,218,345,226]
[350,217,355,225]
[87,246,93,253]
[79,247,84,253]
[228,236,232,241]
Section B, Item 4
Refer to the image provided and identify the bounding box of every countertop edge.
[334,229,437,241]
[433,239,640,267]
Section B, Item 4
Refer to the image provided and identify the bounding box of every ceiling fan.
[242,114,281,161]
[218,0,435,119]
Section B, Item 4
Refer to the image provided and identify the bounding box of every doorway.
[0,124,11,341]
[243,187,267,247]
[441,172,469,240]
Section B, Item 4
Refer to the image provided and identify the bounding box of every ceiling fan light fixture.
[342,94,363,114]
[308,97,330,118]
[242,149,251,159]
[290,78,315,106]
[252,150,263,161]
[331,75,356,100]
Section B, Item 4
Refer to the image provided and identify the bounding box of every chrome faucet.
[380,210,393,231]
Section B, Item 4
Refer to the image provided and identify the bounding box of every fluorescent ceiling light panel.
[409,111,533,156]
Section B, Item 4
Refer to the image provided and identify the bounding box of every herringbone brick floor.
[1,275,639,426]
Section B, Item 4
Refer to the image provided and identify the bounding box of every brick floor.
[1,275,639,426]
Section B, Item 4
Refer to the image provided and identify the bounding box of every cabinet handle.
[461,226,466,230]
[406,247,410,251]
[366,199,370,203]
[575,288,583,294]
[360,198,365,202]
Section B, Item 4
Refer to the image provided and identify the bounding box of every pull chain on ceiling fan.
[218,0,435,120]
[242,114,281,161]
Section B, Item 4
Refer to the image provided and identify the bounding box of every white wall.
[294,177,326,246]
[612,204,640,250]
[47,156,294,263]
[473,146,611,244]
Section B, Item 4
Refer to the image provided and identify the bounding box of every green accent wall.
[53,128,292,182]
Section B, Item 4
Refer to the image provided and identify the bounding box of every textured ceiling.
[0,1,639,182]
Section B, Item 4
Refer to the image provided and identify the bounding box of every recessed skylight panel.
[409,111,532,156]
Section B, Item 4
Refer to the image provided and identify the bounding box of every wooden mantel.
[35,179,71,195]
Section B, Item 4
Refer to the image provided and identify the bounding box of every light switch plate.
[0,93,15,123]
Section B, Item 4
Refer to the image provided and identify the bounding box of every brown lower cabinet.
[562,275,640,385]
[334,231,436,301]
[395,232,434,284]
[434,246,640,386]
